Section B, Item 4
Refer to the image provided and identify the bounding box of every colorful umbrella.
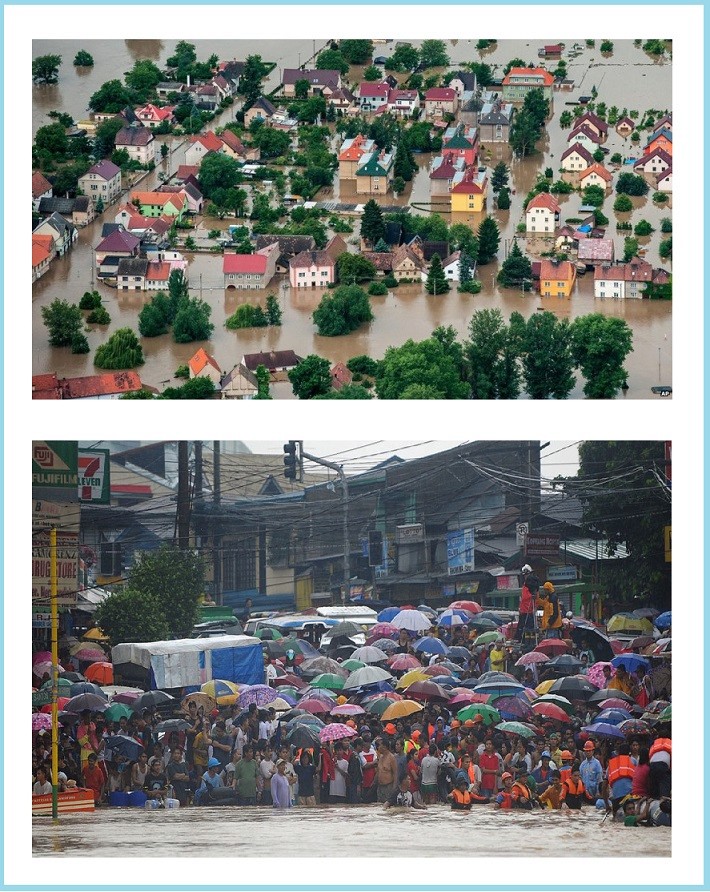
[531,702,570,723]
[596,697,634,711]
[656,705,672,723]
[494,696,534,720]
[628,636,655,651]
[237,685,279,708]
[33,662,64,679]
[300,687,338,702]
[310,674,346,691]
[300,657,348,678]
[39,697,71,714]
[391,610,432,632]
[361,690,401,703]
[412,638,449,656]
[536,694,574,713]
[587,662,616,689]
[388,654,422,672]
[449,691,484,707]
[609,639,627,655]
[32,713,53,731]
[618,719,652,737]
[84,662,114,685]
[330,703,365,717]
[339,659,366,673]
[180,692,217,713]
[275,686,304,703]
[534,639,572,656]
[104,702,134,722]
[611,654,650,674]
[655,611,671,630]
[201,680,241,705]
[112,690,144,706]
[298,698,332,715]
[273,674,307,690]
[421,664,453,678]
[350,646,389,664]
[606,613,654,635]
[319,722,358,743]
[380,699,424,721]
[343,666,392,690]
[515,652,550,667]
[582,722,625,740]
[404,681,450,701]
[271,695,297,710]
[448,600,481,614]
[437,609,472,627]
[368,623,400,640]
[363,697,396,717]
[366,636,399,652]
[475,682,525,700]
[496,721,536,739]
[457,704,500,725]
[72,648,108,663]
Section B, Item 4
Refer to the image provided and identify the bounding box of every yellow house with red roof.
[449,168,488,213]
[539,259,576,298]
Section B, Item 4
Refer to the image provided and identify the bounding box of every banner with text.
[446,529,475,576]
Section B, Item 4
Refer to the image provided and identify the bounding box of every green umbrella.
[275,686,302,702]
[657,705,671,723]
[536,694,575,714]
[104,703,134,722]
[473,631,504,646]
[341,659,367,672]
[496,721,536,739]
[364,697,394,717]
[254,628,283,640]
[310,674,345,691]
[457,704,501,725]
[40,677,73,692]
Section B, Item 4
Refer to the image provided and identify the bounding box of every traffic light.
[283,441,300,481]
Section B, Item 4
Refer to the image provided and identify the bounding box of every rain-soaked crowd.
[32,648,671,825]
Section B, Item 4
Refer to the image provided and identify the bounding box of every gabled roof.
[568,123,602,144]
[561,143,594,164]
[117,257,149,277]
[189,348,221,376]
[252,96,277,116]
[85,159,121,181]
[430,154,465,179]
[177,164,200,181]
[95,229,141,254]
[242,350,303,371]
[36,211,75,237]
[146,261,171,281]
[339,134,375,162]
[35,371,143,399]
[387,88,418,105]
[189,131,223,153]
[220,129,246,154]
[657,167,672,182]
[646,127,672,146]
[220,364,258,392]
[32,171,53,198]
[443,125,478,148]
[32,238,52,267]
[223,253,268,274]
[38,197,82,216]
[131,191,185,211]
[579,163,612,183]
[502,67,555,86]
[135,103,174,121]
[573,110,608,135]
[424,88,456,101]
[392,244,425,271]
[356,151,393,177]
[115,125,154,146]
[539,259,575,281]
[282,69,340,89]
[361,251,394,271]
[359,82,389,99]
[255,234,316,254]
[634,147,672,168]
[450,169,487,195]
[449,71,477,91]
[441,250,461,269]
[615,116,635,129]
[479,101,514,125]
[526,192,561,213]
[330,362,353,391]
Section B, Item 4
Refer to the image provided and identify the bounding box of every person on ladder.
[516,565,539,644]
[538,582,564,639]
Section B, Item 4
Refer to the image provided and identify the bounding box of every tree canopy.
[33,54,62,84]
[288,354,333,399]
[313,285,374,336]
[376,336,470,399]
[570,314,633,398]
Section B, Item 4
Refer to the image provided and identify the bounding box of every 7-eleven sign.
[78,449,111,503]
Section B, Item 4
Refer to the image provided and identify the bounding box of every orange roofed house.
[525,192,560,234]
[502,67,554,103]
[32,372,144,400]
[539,259,576,298]
[188,348,222,385]
[32,234,53,283]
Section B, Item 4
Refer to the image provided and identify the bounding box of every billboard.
[32,501,80,605]
[32,441,78,501]
[78,448,111,503]
[524,533,560,558]
[446,529,475,576]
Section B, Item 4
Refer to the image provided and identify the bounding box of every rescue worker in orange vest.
[607,743,635,809]
[648,737,671,800]
[404,729,421,755]
[510,775,534,810]
[561,765,588,809]
[449,776,473,810]
[558,750,575,783]
[537,582,563,638]
[494,772,516,809]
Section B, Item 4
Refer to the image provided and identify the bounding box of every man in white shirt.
[420,743,442,804]
[265,657,278,686]
[259,745,277,805]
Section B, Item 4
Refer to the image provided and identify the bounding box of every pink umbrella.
[369,622,401,640]
[33,651,53,665]
[449,692,480,707]
[330,703,366,717]
[515,652,550,667]
[298,698,331,715]
[32,713,53,731]
[33,661,64,678]
[320,722,358,743]
[609,639,627,655]
[388,654,422,672]
[111,690,142,705]
[521,687,539,702]
[450,688,490,704]
[587,662,616,689]
[597,697,634,711]
[421,664,452,677]
[73,648,107,663]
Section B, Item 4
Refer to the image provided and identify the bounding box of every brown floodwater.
[32,40,672,398]
[33,802,670,858]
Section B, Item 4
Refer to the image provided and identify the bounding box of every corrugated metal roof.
[563,539,629,561]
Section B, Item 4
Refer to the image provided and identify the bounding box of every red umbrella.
[534,639,572,656]
[597,697,634,711]
[609,639,627,654]
[111,690,143,705]
[421,664,453,677]
[40,697,70,714]
[515,652,549,667]
[448,692,480,707]
[404,681,450,702]
[298,698,331,715]
[273,674,307,689]
[33,651,54,665]
[532,702,570,722]
[449,600,481,614]
[84,662,114,685]
[388,654,422,672]
[450,688,490,704]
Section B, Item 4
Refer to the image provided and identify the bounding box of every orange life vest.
[497,790,513,809]
[563,778,585,797]
[608,755,635,785]
[452,788,472,808]
[649,738,672,759]
[512,781,531,801]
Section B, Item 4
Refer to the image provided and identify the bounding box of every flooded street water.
[33,803,670,858]
[33,40,671,398]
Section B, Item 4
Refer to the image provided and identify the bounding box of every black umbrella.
[285,724,321,749]
[299,657,348,679]
[477,612,505,626]
[64,693,110,713]
[416,605,438,619]
[549,675,598,700]
[448,646,472,664]
[69,681,107,698]
[546,655,583,673]
[570,626,614,663]
[329,644,358,660]
[468,617,499,632]
[104,733,145,762]
[59,672,86,683]
[155,718,192,733]
[132,691,176,713]
[279,708,308,723]
[263,639,288,658]
[589,688,635,705]
[329,621,363,640]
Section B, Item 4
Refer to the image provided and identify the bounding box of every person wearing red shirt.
[516,565,539,641]
[631,747,651,797]
[479,739,502,797]
[82,753,106,805]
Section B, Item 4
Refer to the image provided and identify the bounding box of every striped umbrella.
[202,680,241,705]
[437,609,472,627]
[536,694,574,714]
[319,722,358,743]
[330,703,365,717]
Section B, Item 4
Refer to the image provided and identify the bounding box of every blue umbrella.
[476,683,526,700]
[448,646,472,664]
[655,611,672,630]
[582,722,625,740]
[103,733,144,762]
[437,609,472,627]
[377,607,401,623]
[611,654,650,674]
[595,708,633,725]
[427,676,458,687]
[347,680,395,695]
[413,638,450,656]
[69,682,107,699]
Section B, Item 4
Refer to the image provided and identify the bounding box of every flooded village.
[31,39,672,400]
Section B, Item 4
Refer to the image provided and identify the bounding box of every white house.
[525,192,560,234]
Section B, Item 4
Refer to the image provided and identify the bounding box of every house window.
[557,281,564,287]
[91,185,98,191]
[321,271,328,277]
[298,272,305,278]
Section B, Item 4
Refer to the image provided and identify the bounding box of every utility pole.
[213,442,222,605]
[193,441,203,550]
[176,441,190,550]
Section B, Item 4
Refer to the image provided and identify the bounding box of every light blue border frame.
[18,14,705,892]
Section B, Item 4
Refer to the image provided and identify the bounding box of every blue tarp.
[209,644,264,686]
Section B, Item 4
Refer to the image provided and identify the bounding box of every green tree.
[623,237,639,262]
[393,139,416,182]
[184,236,197,251]
[94,117,126,158]
[128,545,206,639]
[613,194,633,212]
[467,61,494,86]
[94,328,145,369]
[660,217,672,234]
[419,40,449,68]
[41,299,84,347]
[288,354,332,399]
[337,252,377,284]
[522,87,549,126]
[173,296,214,343]
[73,50,94,66]
[160,377,216,399]
[225,304,268,329]
[239,55,270,106]
[294,79,310,100]
[166,40,197,77]
[339,40,374,64]
[616,172,649,196]
[496,186,511,210]
[600,40,614,53]
[582,184,606,207]
[124,59,163,101]
[266,294,282,325]
[252,126,291,159]
[497,240,532,289]
[87,306,111,325]
[448,224,478,259]
[253,364,272,400]
[361,199,386,246]
[297,96,327,124]
[562,442,670,605]
[35,123,69,158]
[363,65,383,82]
[79,290,102,310]
[465,309,521,400]
[634,219,654,236]
[389,44,420,72]
[347,355,379,376]
[313,285,374,336]
[89,79,134,113]
[520,312,575,399]
[314,384,374,399]
[368,281,388,296]
[316,48,349,75]
[491,162,509,193]
[476,216,500,265]
[376,337,470,399]
[198,152,242,198]
[95,588,169,644]
[32,54,62,84]
[458,252,475,286]
[510,110,541,156]
[425,254,450,295]
[139,296,170,337]
[570,314,633,398]
[659,237,672,260]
